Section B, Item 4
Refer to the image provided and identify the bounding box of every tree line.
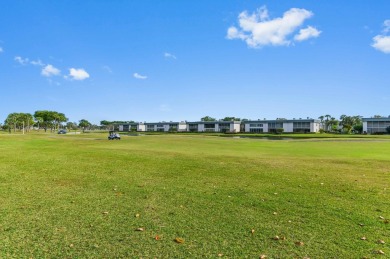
[1,110,96,133]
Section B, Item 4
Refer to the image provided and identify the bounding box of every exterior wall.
[310,122,320,133]
[198,124,205,132]
[178,123,187,132]
[363,122,367,133]
[231,122,241,133]
[283,122,294,133]
[138,124,145,131]
[119,125,124,131]
[263,123,269,133]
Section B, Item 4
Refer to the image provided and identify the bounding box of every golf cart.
[108,130,121,140]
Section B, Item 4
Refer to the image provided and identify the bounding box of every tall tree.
[339,115,362,134]
[34,110,67,132]
[4,113,20,132]
[79,119,91,133]
[324,114,331,131]
[318,115,325,130]
[200,116,216,121]
[35,116,43,131]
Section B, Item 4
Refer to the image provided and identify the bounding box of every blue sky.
[1,1,389,124]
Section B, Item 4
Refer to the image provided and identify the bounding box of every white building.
[187,121,241,133]
[362,117,390,134]
[243,119,320,133]
[117,119,320,133]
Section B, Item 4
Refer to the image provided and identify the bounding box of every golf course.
[0,132,389,258]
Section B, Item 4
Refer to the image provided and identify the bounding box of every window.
[367,120,390,133]
[204,124,215,129]
[250,128,263,133]
[249,123,263,127]
[268,123,283,129]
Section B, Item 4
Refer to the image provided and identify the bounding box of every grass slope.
[0,133,389,258]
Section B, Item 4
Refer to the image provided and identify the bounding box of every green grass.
[0,133,389,258]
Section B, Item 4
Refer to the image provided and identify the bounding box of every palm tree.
[324,115,331,131]
[318,116,324,130]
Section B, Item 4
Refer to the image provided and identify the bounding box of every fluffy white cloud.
[133,72,147,79]
[41,64,61,77]
[14,56,29,65]
[372,35,390,53]
[294,26,321,41]
[31,59,44,66]
[164,52,177,59]
[227,6,320,48]
[68,68,90,80]
[372,20,390,54]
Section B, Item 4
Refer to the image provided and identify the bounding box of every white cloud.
[383,19,390,33]
[68,68,90,80]
[372,20,390,54]
[227,6,319,48]
[31,59,45,66]
[372,35,390,53]
[0,47,3,53]
[14,56,29,65]
[294,26,321,41]
[164,52,177,59]
[41,64,61,77]
[102,65,112,73]
[133,72,147,80]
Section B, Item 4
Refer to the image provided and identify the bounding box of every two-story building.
[243,119,320,133]
[362,117,390,134]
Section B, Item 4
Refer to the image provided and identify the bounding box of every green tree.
[53,112,68,131]
[221,117,240,121]
[34,110,54,132]
[324,114,332,131]
[34,110,68,132]
[4,113,20,132]
[318,115,325,130]
[201,116,216,121]
[18,113,34,132]
[339,115,362,134]
[34,116,43,131]
[79,119,92,133]
[67,122,78,131]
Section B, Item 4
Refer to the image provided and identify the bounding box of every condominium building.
[362,117,390,134]
[243,119,320,133]
[117,119,320,133]
[186,121,241,133]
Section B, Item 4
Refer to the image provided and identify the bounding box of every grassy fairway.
[0,133,389,258]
